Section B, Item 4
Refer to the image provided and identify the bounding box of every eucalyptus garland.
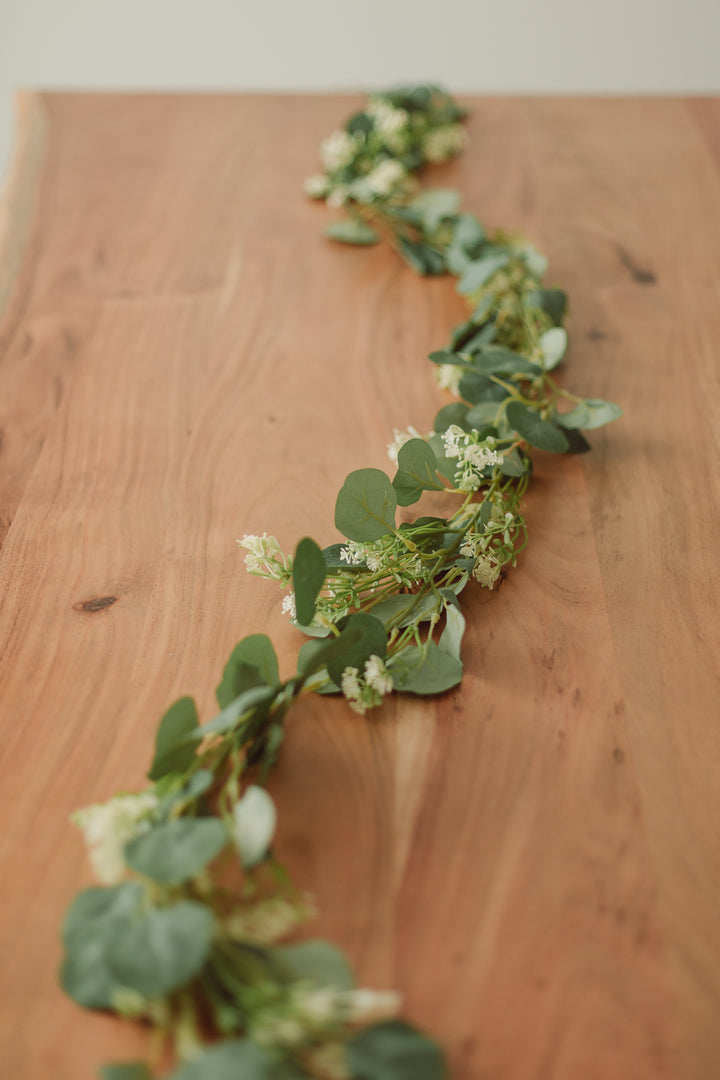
[61,85,620,1080]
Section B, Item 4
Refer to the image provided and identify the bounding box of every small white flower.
[472,554,501,589]
[326,184,351,208]
[321,129,356,171]
[304,174,329,199]
[435,364,463,395]
[340,666,363,712]
[339,541,369,565]
[387,425,422,464]
[367,100,408,136]
[281,592,296,619]
[232,785,277,868]
[423,123,468,163]
[344,988,402,1023]
[238,533,287,579]
[364,655,393,696]
[442,424,466,459]
[72,792,159,885]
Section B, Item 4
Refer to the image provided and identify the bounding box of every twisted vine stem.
[61,85,620,1080]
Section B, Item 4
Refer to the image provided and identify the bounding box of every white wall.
[2,0,719,178]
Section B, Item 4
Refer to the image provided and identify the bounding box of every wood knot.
[73,595,118,613]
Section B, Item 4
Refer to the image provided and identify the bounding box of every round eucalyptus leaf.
[107,901,214,997]
[348,1021,448,1080]
[232,785,277,868]
[335,468,397,542]
[506,401,569,453]
[125,818,228,885]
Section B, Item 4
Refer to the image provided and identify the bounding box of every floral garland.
[61,85,620,1080]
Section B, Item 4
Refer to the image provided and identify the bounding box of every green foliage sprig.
[61,85,620,1080]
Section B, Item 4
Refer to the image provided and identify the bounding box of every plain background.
[1,0,720,179]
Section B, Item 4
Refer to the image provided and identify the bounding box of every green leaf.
[232,785,277,867]
[62,883,144,949]
[200,684,277,737]
[464,401,502,430]
[457,253,509,294]
[325,220,380,246]
[292,537,326,627]
[396,237,446,276]
[526,287,567,326]
[335,468,397,542]
[391,640,463,695]
[433,402,471,433]
[392,439,444,506]
[348,1021,448,1080]
[324,612,388,685]
[216,634,280,707]
[410,188,461,232]
[107,901,214,997]
[506,401,569,453]
[124,818,228,885]
[169,1040,306,1080]
[457,370,495,405]
[438,592,466,661]
[273,940,354,990]
[555,398,622,430]
[498,447,531,477]
[148,696,200,781]
[428,349,474,371]
[563,428,592,454]
[99,1065,152,1080]
[470,348,539,377]
[539,326,567,370]
[368,591,441,630]
[446,214,486,274]
[60,883,144,1009]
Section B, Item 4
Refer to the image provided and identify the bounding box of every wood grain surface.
[1,93,719,1080]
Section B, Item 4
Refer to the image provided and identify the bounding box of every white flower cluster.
[281,592,296,619]
[435,363,463,396]
[320,129,357,172]
[304,174,329,200]
[238,533,290,581]
[422,123,468,163]
[386,425,422,464]
[72,791,159,884]
[459,534,502,589]
[367,99,409,140]
[225,895,313,945]
[351,158,407,203]
[341,655,394,714]
[249,984,400,1056]
[442,425,504,491]
[339,537,422,584]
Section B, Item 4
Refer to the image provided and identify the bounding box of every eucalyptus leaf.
[62,883,144,949]
[411,188,461,232]
[292,537,326,626]
[325,220,380,246]
[148,696,200,781]
[323,612,388,685]
[200,684,277,737]
[446,214,486,274]
[397,237,446,276]
[457,252,509,295]
[368,591,440,630]
[438,592,466,661]
[563,428,592,454]
[555,398,622,430]
[391,640,463,695]
[107,901,214,997]
[273,939,354,990]
[506,401,569,453]
[61,935,126,1010]
[216,634,280,707]
[433,402,471,433]
[457,370,494,405]
[232,785,277,867]
[539,326,568,370]
[498,447,530,477]
[526,287,567,326]
[335,468,397,541]
[348,1021,448,1080]
[169,1040,306,1080]
[392,439,444,506]
[470,348,540,377]
[464,401,502,429]
[99,1065,152,1080]
[124,818,228,885]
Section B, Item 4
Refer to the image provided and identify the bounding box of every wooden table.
[1,93,719,1080]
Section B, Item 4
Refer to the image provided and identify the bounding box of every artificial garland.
[61,85,620,1080]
